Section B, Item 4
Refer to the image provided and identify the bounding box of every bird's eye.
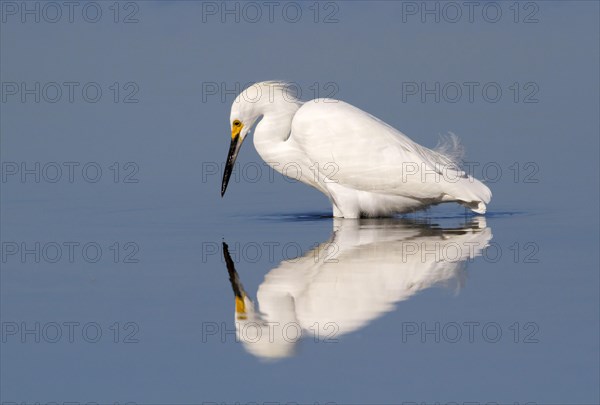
[233,120,241,127]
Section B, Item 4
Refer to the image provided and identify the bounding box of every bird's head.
[220,97,261,197]
[221,81,302,197]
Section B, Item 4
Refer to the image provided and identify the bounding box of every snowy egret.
[221,81,491,218]
[222,218,492,359]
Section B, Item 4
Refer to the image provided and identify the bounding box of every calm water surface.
[1,2,599,404]
[2,195,598,403]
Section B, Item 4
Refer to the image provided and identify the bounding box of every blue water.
[1,2,599,404]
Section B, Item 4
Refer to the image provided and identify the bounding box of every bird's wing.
[262,219,492,336]
[290,100,466,199]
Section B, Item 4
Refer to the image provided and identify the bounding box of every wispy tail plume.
[434,132,465,166]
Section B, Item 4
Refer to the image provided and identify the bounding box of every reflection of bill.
[223,217,492,360]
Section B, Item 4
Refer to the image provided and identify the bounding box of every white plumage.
[223,218,492,360]
[221,81,491,218]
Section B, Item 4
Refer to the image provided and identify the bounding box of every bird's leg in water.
[332,204,343,218]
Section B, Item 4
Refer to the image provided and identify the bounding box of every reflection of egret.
[221,81,491,218]
[222,217,492,360]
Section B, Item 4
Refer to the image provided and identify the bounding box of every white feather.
[229,81,492,218]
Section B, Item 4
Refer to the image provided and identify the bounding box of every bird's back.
[290,99,491,211]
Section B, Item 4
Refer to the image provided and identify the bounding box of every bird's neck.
[253,101,302,164]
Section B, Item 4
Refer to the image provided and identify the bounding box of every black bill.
[221,134,242,197]
[222,242,245,299]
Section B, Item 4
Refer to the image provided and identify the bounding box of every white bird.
[221,81,491,218]
[222,217,492,360]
